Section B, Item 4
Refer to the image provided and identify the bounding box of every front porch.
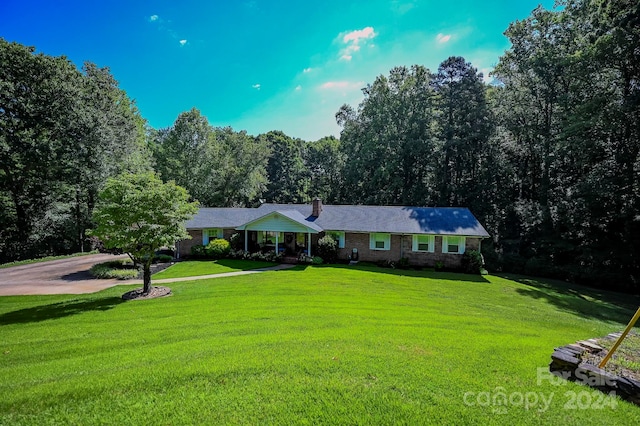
[236,209,322,259]
[244,230,313,258]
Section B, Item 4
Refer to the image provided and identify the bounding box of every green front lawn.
[1,266,639,424]
[152,259,277,279]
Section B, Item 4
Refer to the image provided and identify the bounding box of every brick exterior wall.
[176,229,203,258]
[335,232,482,268]
[177,228,482,267]
[177,229,246,257]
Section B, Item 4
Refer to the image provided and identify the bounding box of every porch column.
[244,230,248,252]
[307,232,311,256]
[275,232,279,253]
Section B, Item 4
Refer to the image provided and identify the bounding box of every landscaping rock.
[550,333,640,406]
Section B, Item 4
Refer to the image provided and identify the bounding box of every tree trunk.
[143,261,152,294]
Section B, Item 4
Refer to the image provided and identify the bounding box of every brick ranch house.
[177,199,489,268]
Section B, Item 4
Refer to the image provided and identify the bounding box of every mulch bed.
[582,331,640,383]
[122,286,172,301]
[550,331,640,405]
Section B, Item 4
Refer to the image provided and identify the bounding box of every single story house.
[177,199,489,267]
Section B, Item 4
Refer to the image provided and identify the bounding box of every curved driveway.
[0,255,296,296]
[0,254,129,296]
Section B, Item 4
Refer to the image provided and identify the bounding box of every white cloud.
[149,14,159,22]
[303,67,313,73]
[436,33,451,43]
[252,83,261,90]
[343,27,376,44]
[339,27,376,61]
[295,85,302,91]
[179,39,187,46]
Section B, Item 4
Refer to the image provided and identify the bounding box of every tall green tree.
[491,0,639,287]
[90,173,198,294]
[0,39,149,261]
[337,65,438,205]
[152,110,270,207]
[432,57,494,209]
[213,127,270,207]
[152,108,219,206]
[261,130,310,203]
[305,136,345,203]
[0,39,82,259]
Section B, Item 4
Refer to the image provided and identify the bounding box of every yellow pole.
[599,306,640,368]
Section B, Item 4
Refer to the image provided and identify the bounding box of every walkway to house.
[147,263,296,284]
[0,255,296,296]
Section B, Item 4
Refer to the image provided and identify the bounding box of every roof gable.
[236,210,322,233]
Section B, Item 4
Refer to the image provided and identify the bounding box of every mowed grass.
[1,266,640,424]
[153,259,276,279]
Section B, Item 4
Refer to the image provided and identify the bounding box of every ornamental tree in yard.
[89,173,198,294]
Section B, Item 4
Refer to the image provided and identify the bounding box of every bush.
[228,249,249,260]
[89,260,137,280]
[154,254,173,263]
[397,257,410,269]
[377,259,396,269]
[190,245,207,259]
[229,233,244,251]
[205,239,231,259]
[249,251,282,263]
[461,250,484,274]
[312,256,324,265]
[316,235,338,263]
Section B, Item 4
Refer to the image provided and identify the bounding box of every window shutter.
[412,235,418,252]
[203,229,209,245]
[459,237,466,254]
[369,233,376,250]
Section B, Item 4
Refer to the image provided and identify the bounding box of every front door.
[284,233,296,255]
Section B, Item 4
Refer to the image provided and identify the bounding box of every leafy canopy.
[90,173,198,262]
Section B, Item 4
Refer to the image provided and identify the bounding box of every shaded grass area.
[1,266,640,424]
[0,251,99,269]
[152,259,277,279]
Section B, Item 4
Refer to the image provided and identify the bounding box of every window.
[326,231,345,248]
[203,228,223,245]
[369,233,391,251]
[258,231,280,245]
[412,235,434,252]
[443,236,465,254]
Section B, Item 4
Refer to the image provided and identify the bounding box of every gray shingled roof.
[185,203,489,237]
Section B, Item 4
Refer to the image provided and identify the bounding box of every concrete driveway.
[0,254,130,296]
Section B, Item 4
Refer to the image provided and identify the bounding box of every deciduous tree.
[89,173,198,294]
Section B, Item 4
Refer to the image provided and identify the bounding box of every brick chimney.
[312,197,322,217]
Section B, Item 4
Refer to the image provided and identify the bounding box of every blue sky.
[1,0,553,141]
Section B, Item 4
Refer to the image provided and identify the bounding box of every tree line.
[1,0,638,290]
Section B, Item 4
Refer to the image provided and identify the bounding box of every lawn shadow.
[0,297,125,325]
[327,263,490,283]
[500,273,640,325]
